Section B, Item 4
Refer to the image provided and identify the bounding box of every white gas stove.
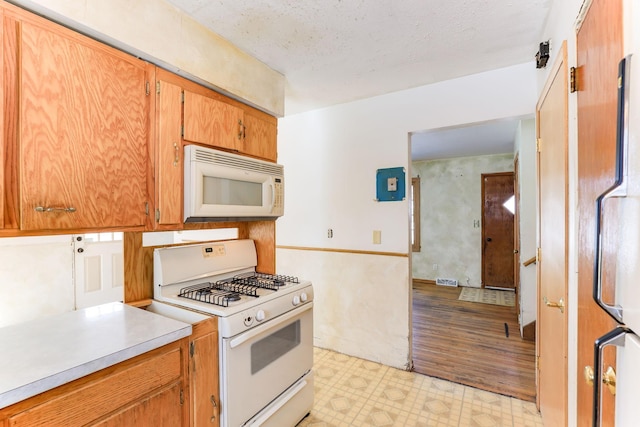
[153,239,314,427]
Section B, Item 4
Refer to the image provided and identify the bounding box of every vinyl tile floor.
[297,348,544,427]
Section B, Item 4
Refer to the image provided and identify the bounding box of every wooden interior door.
[481,172,515,289]
[536,40,568,427]
[576,0,622,425]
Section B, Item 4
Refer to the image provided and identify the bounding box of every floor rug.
[458,287,515,307]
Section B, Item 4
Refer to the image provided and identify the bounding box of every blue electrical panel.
[376,167,405,202]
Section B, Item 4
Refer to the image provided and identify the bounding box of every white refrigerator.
[591,2,640,425]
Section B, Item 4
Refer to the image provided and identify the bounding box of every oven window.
[251,320,300,374]
[203,176,262,206]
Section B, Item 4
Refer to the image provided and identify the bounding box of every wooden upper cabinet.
[15,15,151,231]
[155,79,184,228]
[183,89,244,151]
[242,110,277,162]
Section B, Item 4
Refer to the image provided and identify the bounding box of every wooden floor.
[412,282,536,402]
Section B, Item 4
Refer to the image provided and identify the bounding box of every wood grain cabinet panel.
[15,16,151,231]
[190,317,219,427]
[155,79,184,228]
[184,90,243,151]
[242,111,277,162]
[0,339,188,427]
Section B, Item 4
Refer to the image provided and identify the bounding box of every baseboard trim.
[412,278,436,286]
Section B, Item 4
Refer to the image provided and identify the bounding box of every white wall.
[276,62,537,368]
[0,235,74,328]
[412,154,514,287]
[10,0,285,116]
[514,119,537,330]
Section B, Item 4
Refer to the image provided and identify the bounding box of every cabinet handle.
[238,120,246,140]
[173,142,180,166]
[34,206,77,213]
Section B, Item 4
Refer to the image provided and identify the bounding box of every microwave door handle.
[269,182,275,213]
[593,55,631,324]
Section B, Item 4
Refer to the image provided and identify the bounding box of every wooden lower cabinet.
[0,338,189,427]
[189,317,220,427]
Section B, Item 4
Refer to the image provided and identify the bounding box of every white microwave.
[184,145,284,222]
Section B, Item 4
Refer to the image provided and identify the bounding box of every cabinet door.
[191,318,219,427]
[18,19,150,230]
[156,80,183,227]
[95,382,184,427]
[242,111,277,162]
[183,90,243,151]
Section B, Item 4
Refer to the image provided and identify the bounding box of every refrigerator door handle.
[592,326,629,427]
[593,55,632,324]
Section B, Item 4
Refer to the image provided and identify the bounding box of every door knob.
[602,366,616,395]
[583,365,616,395]
[543,296,565,313]
[486,237,492,242]
[584,365,594,386]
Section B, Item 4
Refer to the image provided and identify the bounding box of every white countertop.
[0,302,192,408]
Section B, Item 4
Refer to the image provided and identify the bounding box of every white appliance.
[153,239,313,427]
[590,4,640,424]
[184,145,284,222]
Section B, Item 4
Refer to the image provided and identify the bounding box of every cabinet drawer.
[7,348,182,427]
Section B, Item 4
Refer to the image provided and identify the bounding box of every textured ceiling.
[165,0,550,156]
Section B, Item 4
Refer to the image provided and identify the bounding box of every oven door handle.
[247,378,308,426]
[230,302,313,349]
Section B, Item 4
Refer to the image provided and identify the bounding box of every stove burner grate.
[176,272,301,307]
[178,282,243,307]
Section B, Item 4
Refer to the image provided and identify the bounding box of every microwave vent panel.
[192,147,283,176]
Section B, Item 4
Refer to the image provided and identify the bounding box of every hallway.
[412,282,536,402]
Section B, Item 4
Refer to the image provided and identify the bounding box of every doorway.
[410,119,537,401]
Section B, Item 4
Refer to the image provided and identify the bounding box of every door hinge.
[180,389,184,405]
[145,202,149,216]
[155,209,160,222]
[145,81,150,96]
[156,81,161,95]
[181,125,184,138]
[181,91,185,103]
[537,355,540,370]
[189,341,195,357]
[536,247,541,263]
[570,66,577,93]
[536,138,542,153]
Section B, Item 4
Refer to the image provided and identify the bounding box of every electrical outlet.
[373,230,381,244]
[327,229,333,238]
[432,264,438,271]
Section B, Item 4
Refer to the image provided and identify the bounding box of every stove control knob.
[292,295,301,306]
[255,309,266,322]
[300,292,308,302]
[243,315,254,327]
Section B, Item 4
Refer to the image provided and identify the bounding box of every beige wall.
[11,0,285,116]
[411,153,514,287]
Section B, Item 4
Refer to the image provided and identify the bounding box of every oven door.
[220,302,313,427]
